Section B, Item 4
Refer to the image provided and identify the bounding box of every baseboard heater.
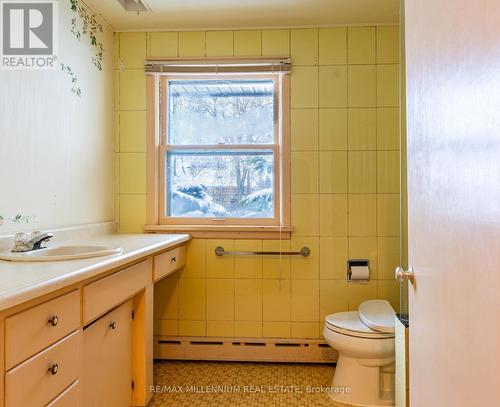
[154,336,338,364]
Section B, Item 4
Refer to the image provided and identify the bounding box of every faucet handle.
[14,232,28,242]
[13,233,29,252]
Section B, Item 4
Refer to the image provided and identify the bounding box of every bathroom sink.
[0,245,123,262]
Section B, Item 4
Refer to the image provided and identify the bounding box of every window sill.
[143,225,293,239]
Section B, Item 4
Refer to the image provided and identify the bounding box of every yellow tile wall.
[116,26,401,340]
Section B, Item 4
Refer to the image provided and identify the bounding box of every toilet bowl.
[323,300,396,407]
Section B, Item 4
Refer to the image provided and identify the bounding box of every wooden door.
[404,0,500,405]
[82,300,133,407]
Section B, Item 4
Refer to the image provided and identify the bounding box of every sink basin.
[0,245,123,262]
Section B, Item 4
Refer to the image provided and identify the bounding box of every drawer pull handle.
[171,256,177,264]
[48,315,59,327]
[109,321,117,330]
[49,363,59,375]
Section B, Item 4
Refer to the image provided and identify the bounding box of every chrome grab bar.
[214,246,310,257]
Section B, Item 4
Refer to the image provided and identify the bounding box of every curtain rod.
[145,58,292,73]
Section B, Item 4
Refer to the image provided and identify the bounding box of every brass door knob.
[109,321,117,330]
[395,266,415,284]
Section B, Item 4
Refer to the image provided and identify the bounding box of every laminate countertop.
[0,233,190,312]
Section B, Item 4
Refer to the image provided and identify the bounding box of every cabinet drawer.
[154,246,185,281]
[5,290,80,370]
[47,380,80,407]
[83,260,150,325]
[5,331,80,407]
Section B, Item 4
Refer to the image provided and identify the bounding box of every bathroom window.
[145,63,291,238]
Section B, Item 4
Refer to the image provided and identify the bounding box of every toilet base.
[328,355,395,407]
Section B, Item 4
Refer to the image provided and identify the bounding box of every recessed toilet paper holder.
[347,259,370,281]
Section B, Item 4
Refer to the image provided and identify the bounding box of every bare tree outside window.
[166,79,276,219]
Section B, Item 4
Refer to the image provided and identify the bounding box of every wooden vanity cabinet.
[82,300,133,407]
[4,331,80,407]
[46,380,80,407]
[0,241,187,407]
[82,260,150,325]
[153,246,185,281]
[3,291,81,407]
[5,289,80,370]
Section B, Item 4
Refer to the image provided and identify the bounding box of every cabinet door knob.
[48,315,59,327]
[49,363,59,375]
[109,321,117,330]
[171,256,177,264]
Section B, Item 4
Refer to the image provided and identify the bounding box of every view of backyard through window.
[166,79,277,219]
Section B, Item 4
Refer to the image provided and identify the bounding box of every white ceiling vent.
[116,0,150,12]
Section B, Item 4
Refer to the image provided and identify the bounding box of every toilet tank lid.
[358,300,395,333]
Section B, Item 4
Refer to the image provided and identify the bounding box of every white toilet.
[323,299,396,407]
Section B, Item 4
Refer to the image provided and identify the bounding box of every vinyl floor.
[151,360,354,407]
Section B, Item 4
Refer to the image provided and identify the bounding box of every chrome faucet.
[12,231,54,252]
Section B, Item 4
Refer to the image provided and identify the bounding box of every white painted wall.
[0,0,114,234]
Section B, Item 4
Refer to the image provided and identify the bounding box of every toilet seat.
[325,311,394,339]
[358,299,395,334]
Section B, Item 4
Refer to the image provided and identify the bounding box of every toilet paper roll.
[349,265,370,281]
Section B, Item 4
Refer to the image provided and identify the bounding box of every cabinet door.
[82,300,133,407]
